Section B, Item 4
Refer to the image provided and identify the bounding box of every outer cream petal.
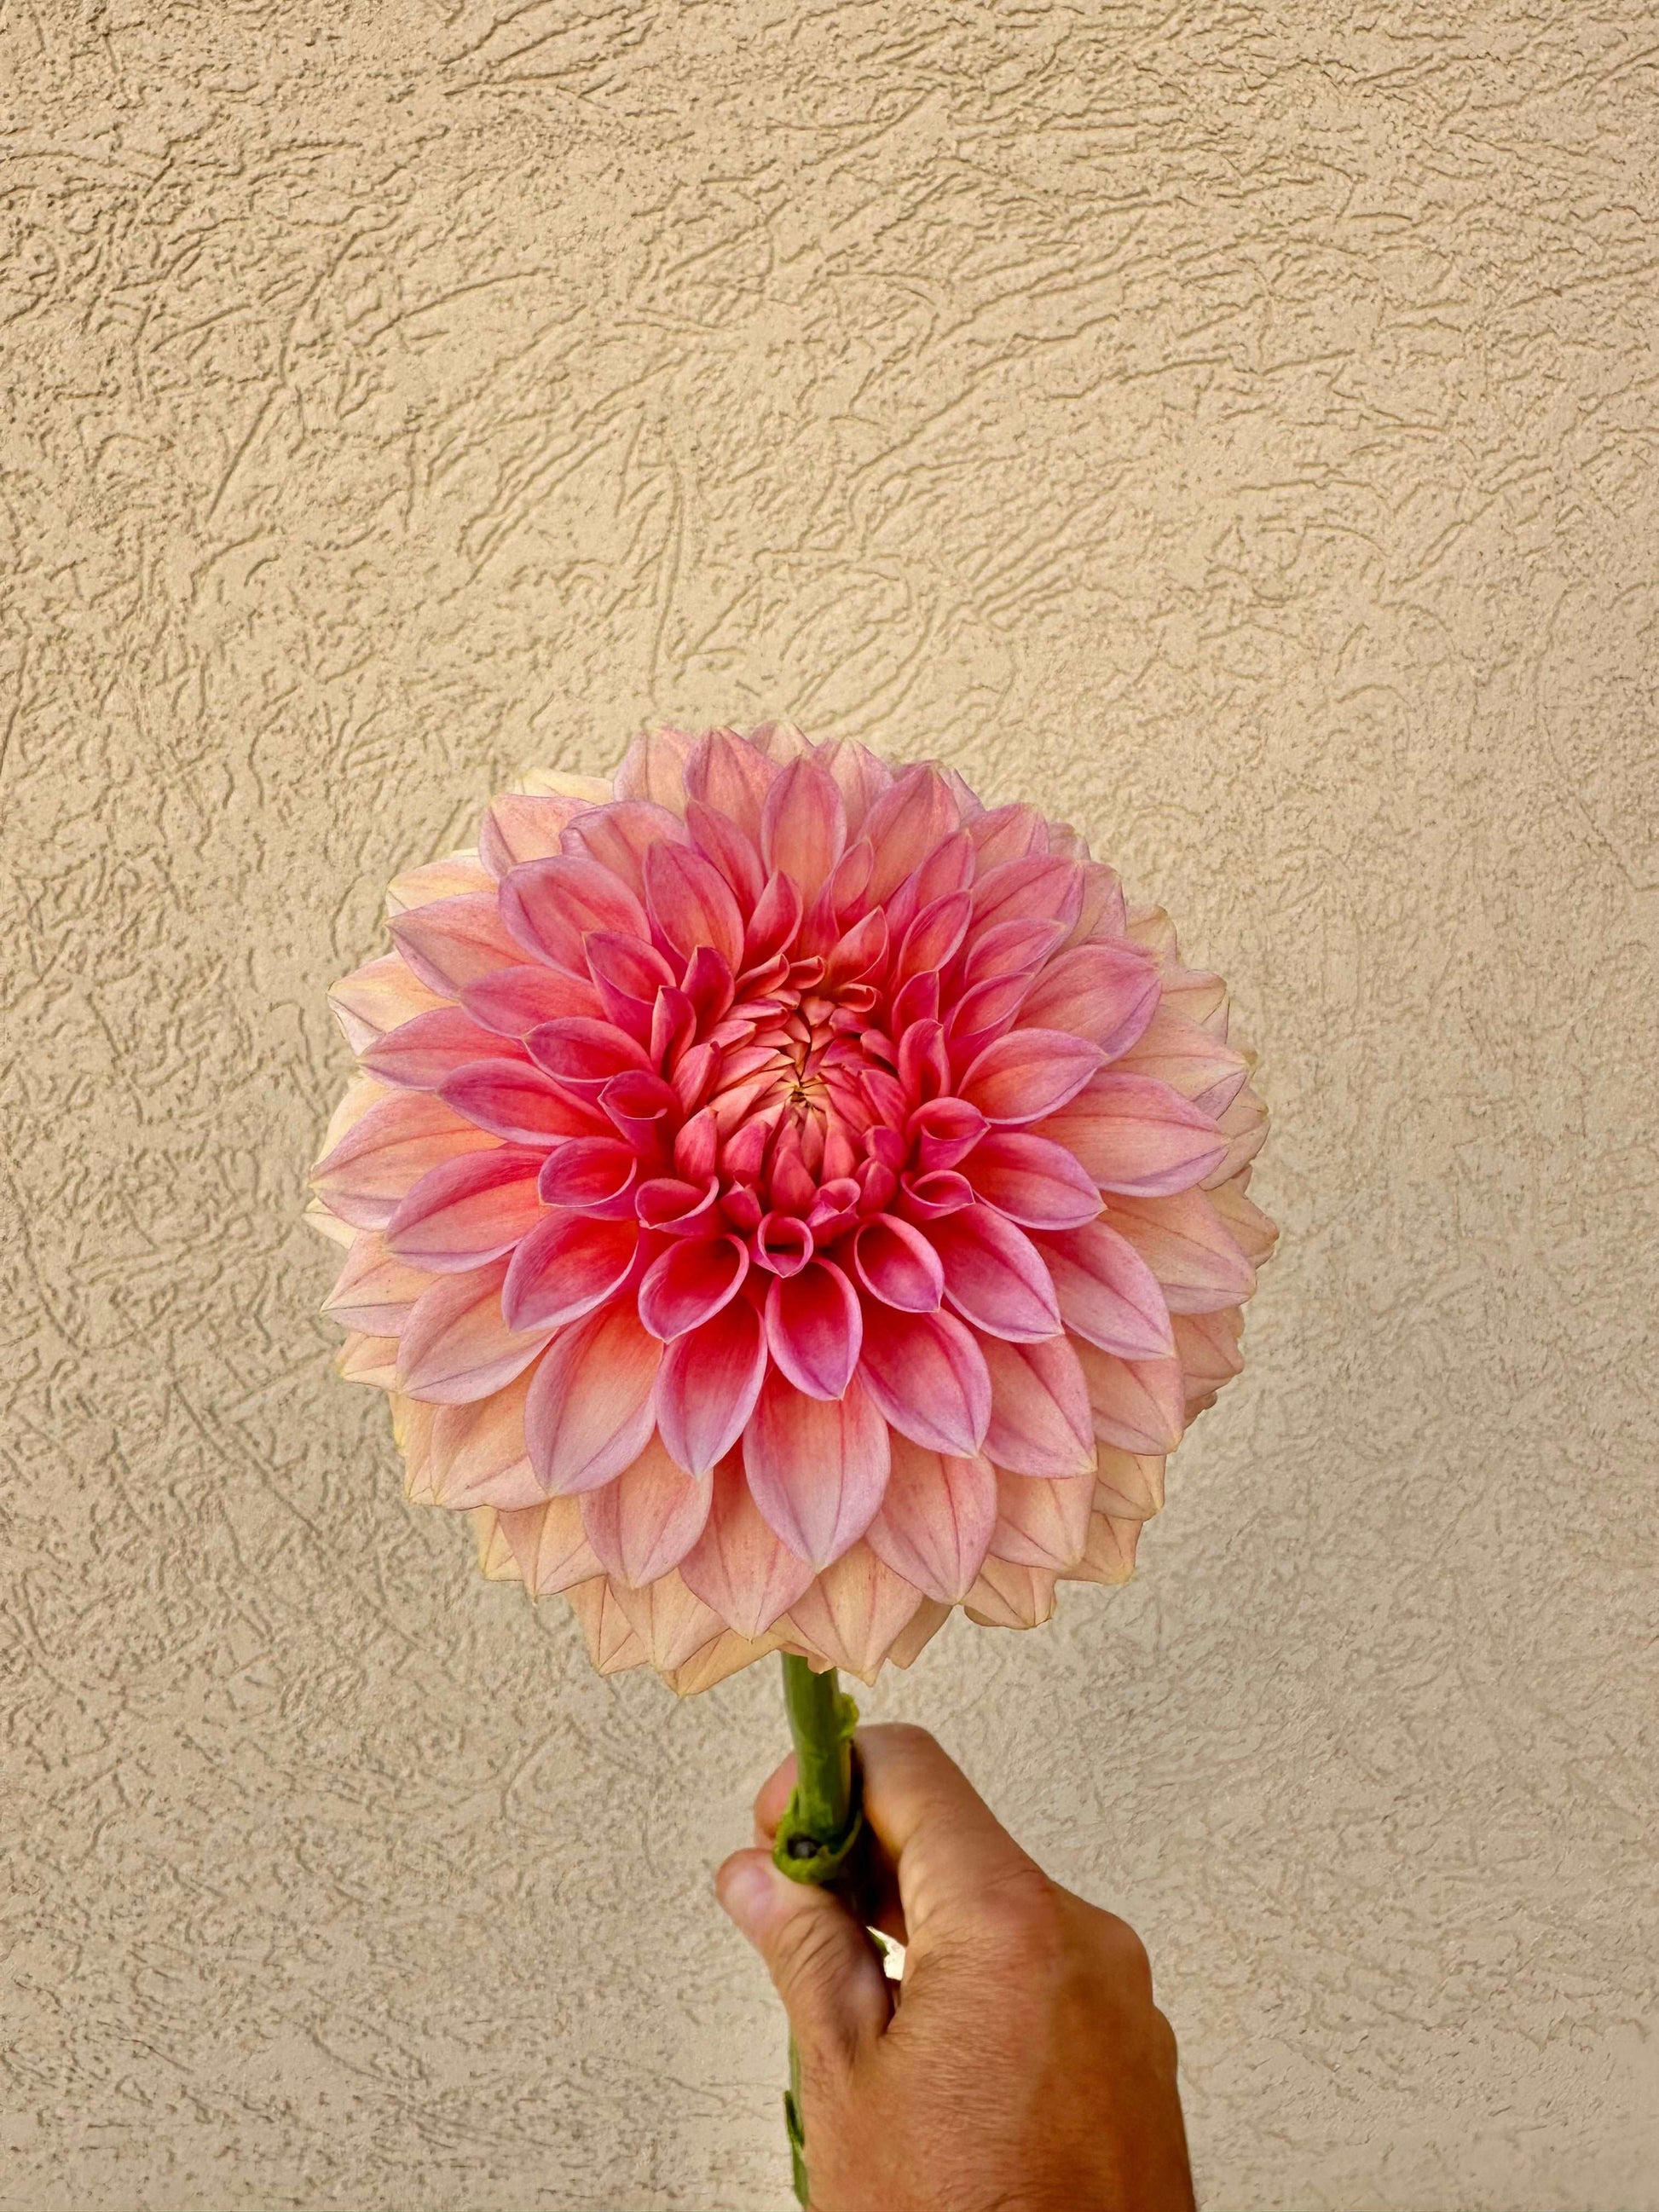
[335,1332,400,1388]
[887,1597,951,1670]
[385,851,492,915]
[610,1569,727,1673]
[1066,1510,1142,1587]
[778,1543,925,1684]
[564,1574,650,1673]
[962,1557,1058,1630]
[517,769,614,802]
[665,1626,785,1696]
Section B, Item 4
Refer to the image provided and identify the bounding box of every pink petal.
[942,973,1031,1066]
[861,766,962,904]
[907,1095,988,1173]
[478,790,594,875]
[864,1437,997,1603]
[397,1257,555,1404]
[526,1016,651,1101]
[385,1146,547,1273]
[686,799,767,910]
[967,802,1047,869]
[760,758,847,900]
[1019,943,1161,1060]
[501,1212,639,1331]
[814,736,893,834]
[427,1372,540,1509]
[959,1028,1104,1126]
[1114,1002,1250,1115]
[679,1450,815,1636]
[639,1234,749,1340]
[362,1008,531,1089]
[583,930,676,1037]
[962,916,1067,987]
[579,1435,713,1585]
[389,892,523,997]
[562,800,687,898]
[743,870,803,965]
[636,1174,720,1235]
[753,1210,813,1276]
[312,1092,498,1229]
[440,1060,598,1143]
[1036,1072,1228,1196]
[328,952,447,1052]
[779,1544,925,1682]
[968,854,1084,936]
[643,840,744,969]
[931,1204,1062,1342]
[1104,1187,1256,1314]
[895,890,973,983]
[1032,1220,1175,1359]
[852,1216,944,1312]
[524,1303,662,1493]
[1067,861,1128,946]
[742,1368,890,1568]
[986,1465,1094,1570]
[685,729,779,839]
[612,727,696,812]
[537,1134,639,1210]
[500,855,650,973]
[321,1233,432,1334]
[463,964,604,1037]
[978,1332,1095,1476]
[964,1131,1102,1230]
[765,1261,862,1400]
[1071,1340,1188,1454]
[658,1300,769,1477]
[598,1070,681,1151]
[856,1305,991,1458]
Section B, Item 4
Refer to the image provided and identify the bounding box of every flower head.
[309,725,1275,1691]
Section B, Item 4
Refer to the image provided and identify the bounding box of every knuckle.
[771,1902,850,2005]
[1095,1909,1154,1994]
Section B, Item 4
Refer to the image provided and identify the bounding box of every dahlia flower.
[309,724,1275,1695]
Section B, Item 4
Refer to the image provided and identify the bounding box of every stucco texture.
[3,3,1656,2208]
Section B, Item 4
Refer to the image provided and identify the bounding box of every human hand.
[714,1721,1195,2212]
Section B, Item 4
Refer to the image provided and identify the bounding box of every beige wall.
[3,5,1656,2208]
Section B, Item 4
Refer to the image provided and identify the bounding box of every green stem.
[772,1653,863,2207]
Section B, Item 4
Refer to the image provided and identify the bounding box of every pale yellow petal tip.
[303,1194,355,1248]
[335,1332,399,1387]
[515,768,614,802]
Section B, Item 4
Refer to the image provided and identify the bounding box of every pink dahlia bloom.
[309,725,1275,1693]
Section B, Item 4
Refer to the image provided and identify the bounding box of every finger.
[715,1848,893,2067]
[852,1722,1048,1953]
[753,1747,909,1948]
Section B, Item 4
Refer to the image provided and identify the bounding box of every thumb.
[715,1849,891,2067]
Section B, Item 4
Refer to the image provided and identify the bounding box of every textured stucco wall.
[3,5,1656,2209]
